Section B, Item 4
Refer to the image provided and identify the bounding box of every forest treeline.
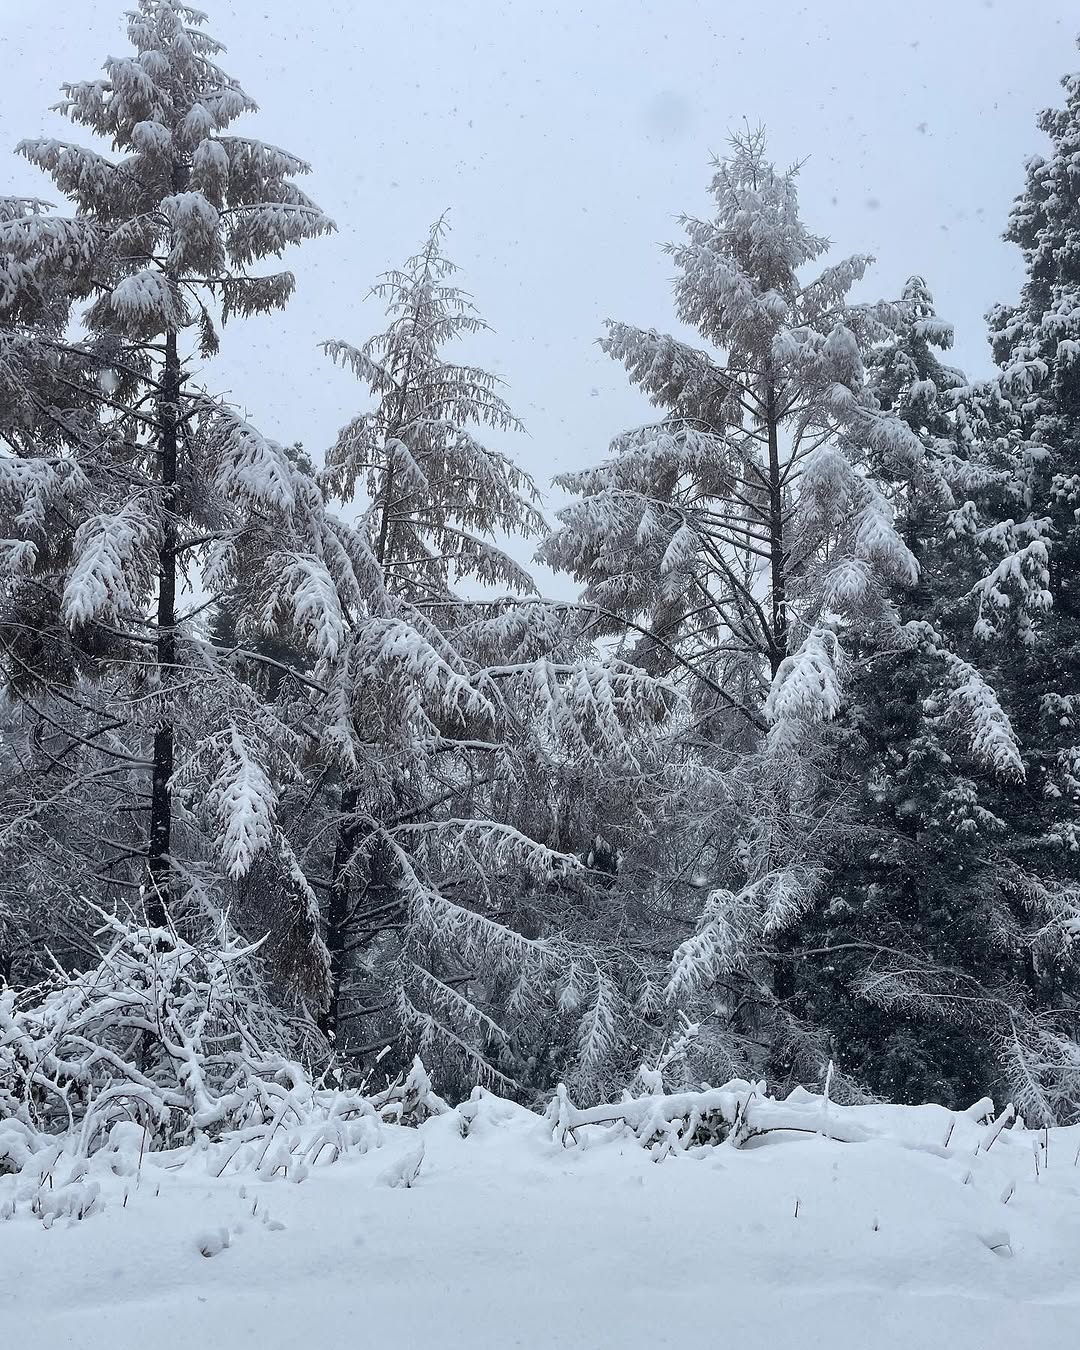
[3,1,1080,1129]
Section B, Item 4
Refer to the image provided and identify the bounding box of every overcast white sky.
[1,0,1077,562]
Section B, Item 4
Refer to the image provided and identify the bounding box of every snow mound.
[3,1081,1080,1349]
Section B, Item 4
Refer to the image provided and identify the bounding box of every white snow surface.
[3,1089,1080,1349]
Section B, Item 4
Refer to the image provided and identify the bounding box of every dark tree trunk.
[146,328,180,928]
[765,380,787,678]
[321,783,359,1039]
[322,429,406,1038]
[764,377,798,1009]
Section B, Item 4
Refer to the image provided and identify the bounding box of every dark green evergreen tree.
[795,245,1080,1119]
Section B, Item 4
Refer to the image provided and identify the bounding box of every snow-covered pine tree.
[0,192,139,982]
[971,45,1080,1120]
[863,276,969,578]
[309,219,668,1092]
[542,129,924,742]
[784,280,1042,1107]
[0,3,336,1005]
[316,216,541,1065]
[540,136,1053,1101]
[539,132,942,1094]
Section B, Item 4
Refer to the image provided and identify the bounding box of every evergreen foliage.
[2,0,1079,1129]
[306,219,668,1094]
[0,0,336,1003]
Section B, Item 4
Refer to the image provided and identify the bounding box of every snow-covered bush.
[0,914,447,1171]
[1,916,307,1150]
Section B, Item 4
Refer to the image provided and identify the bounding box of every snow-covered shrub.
[0,915,309,1151]
[0,915,451,1222]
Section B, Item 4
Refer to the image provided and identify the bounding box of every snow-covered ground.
[4,1090,1080,1349]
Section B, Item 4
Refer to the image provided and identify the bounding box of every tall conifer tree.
[0,2,335,978]
[312,221,667,1088]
